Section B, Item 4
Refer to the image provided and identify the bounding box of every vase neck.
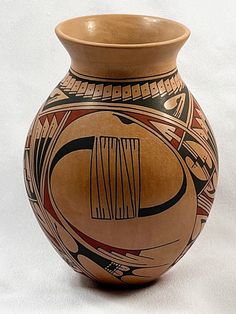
[70,49,178,80]
[59,43,186,80]
[55,15,190,80]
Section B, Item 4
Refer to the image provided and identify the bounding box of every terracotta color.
[24,14,218,285]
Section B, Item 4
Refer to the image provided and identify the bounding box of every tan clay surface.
[24,14,218,285]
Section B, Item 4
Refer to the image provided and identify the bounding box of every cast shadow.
[70,272,165,297]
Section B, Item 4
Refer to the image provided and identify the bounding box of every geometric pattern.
[43,68,190,123]
[90,136,140,220]
[24,68,218,285]
[59,69,185,102]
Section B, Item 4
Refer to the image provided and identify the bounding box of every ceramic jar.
[24,15,218,285]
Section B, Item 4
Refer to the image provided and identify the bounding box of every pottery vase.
[24,15,218,285]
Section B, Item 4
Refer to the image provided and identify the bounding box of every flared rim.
[55,14,191,48]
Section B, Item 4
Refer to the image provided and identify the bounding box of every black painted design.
[90,136,140,220]
[24,150,37,201]
[49,136,95,176]
[178,132,214,195]
[49,133,188,219]
[43,69,190,123]
[138,168,187,217]
[34,138,52,189]
[114,115,134,124]
[24,66,218,284]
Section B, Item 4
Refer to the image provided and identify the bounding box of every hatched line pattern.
[90,136,140,220]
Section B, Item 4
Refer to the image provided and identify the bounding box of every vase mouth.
[55,14,190,48]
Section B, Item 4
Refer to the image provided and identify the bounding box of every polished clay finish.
[24,15,218,285]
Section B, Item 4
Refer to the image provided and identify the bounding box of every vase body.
[24,15,218,285]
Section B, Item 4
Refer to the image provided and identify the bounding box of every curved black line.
[49,136,187,218]
[49,136,95,176]
[138,167,187,217]
[70,67,177,81]
[114,114,134,125]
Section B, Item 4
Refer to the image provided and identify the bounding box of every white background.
[0,0,236,313]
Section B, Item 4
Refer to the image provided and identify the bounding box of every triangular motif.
[46,88,69,105]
